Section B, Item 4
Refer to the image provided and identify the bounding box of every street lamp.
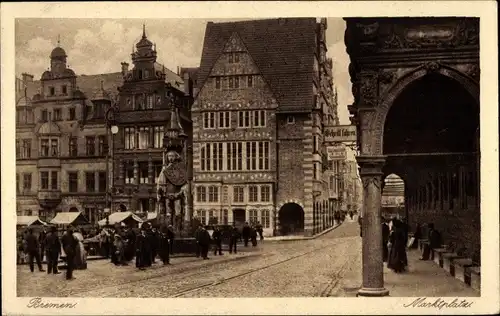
[105,102,119,227]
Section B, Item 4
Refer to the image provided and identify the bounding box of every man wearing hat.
[44,226,61,274]
[61,226,78,280]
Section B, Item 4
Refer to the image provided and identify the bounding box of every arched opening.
[119,204,127,212]
[68,207,79,212]
[383,72,480,258]
[381,174,405,221]
[278,203,305,235]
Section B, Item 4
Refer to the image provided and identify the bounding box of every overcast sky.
[15,18,353,125]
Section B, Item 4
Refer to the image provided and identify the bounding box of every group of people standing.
[20,226,85,280]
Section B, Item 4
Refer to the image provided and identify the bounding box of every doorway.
[232,208,246,227]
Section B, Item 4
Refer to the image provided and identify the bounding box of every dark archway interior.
[383,73,479,155]
[69,207,79,212]
[119,204,127,212]
[279,203,305,235]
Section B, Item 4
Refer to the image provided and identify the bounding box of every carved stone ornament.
[424,61,441,73]
[378,70,395,84]
[355,22,380,41]
[165,162,188,186]
[362,176,381,190]
[359,72,378,107]
[465,64,480,82]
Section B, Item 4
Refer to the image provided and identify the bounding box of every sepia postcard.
[1,1,499,315]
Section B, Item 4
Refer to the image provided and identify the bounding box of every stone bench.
[467,266,481,292]
[442,252,466,275]
[432,246,451,267]
[452,258,474,284]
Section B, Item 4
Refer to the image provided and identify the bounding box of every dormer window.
[49,87,55,96]
[62,85,67,95]
[287,116,295,124]
[138,70,143,80]
[41,109,48,122]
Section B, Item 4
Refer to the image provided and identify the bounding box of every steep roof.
[50,211,89,225]
[197,18,318,110]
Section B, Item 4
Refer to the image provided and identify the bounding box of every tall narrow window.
[68,172,78,192]
[203,112,216,129]
[247,75,253,87]
[218,112,230,128]
[237,142,242,170]
[260,185,271,202]
[23,173,32,191]
[86,136,95,156]
[49,87,55,96]
[98,135,108,155]
[153,126,164,148]
[152,160,163,183]
[212,143,219,171]
[208,186,219,202]
[200,145,206,171]
[244,111,251,127]
[85,172,95,192]
[229,77,234,89]
[215,77,221,89]
[206,143,211,171]
[124,127,136,149]
[234,53,240,63]
[264,142,270,170]
[261,210,270,228]
[125,162,134,184]
[218,143,223,171]
[258,142,264,170]
[139,162,149,184]
[69,108,76,120]
[137,127,150,149]
[40,139,49,157]
[226,143,233,171]
[22,139,31,158]
[196,186,207,202]
[62,85,67,95]
[53,109,62,121]
[41,109,48,122]
[233,186,244,203]
[50,139,58,156]
[98,172,107,192]
[147,95,154,109]
[249,186,258,202]
[69,137,78,156]
[50,171,58,190]
[253,110,266,128]
[40,171,49,190]
[228,53,234,63]
[234,76,240,88]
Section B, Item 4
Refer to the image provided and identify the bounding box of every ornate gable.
[223,32,247,52]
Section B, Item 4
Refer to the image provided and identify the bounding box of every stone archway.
[278,203,305,235]
[370,63,479,155]
[119,204,127,212]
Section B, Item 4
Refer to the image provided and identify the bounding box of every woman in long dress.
[72,229,87,270]
[387,218,407,273]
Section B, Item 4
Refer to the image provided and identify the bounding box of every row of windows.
[200,141,270,171]
[202,110,266,129]
[122,160,168,184]
[214,75,256,90]
[16,108,35,125]
[124,126,164,150]
[195,185,271,203]
[194,208,271,228]
[16,136,107,159]
[22,171,107,192]
[39,107,77,122]
[125,93,160,110]
[46,84,68,97]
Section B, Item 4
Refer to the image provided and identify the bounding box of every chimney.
[121,62,129,75]
[22,73,34,82]
[183,72,190,96]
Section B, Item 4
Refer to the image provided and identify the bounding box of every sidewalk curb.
[265,220,346,242]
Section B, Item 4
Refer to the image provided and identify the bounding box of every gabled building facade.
[15,44,123,223]
[192,18,340,236]
[110,27,195,215]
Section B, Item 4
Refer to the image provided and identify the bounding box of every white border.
[1,1,498,315]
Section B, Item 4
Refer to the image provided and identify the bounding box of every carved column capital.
[357,155,386,177]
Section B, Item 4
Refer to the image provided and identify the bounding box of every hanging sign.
[326,146,347,161]
[324,125,357,143]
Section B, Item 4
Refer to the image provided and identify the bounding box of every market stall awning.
[50,212,89,225]
[98,211,144,226]
[17,216,48,226]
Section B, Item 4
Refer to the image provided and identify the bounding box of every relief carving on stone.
[464,64,480,82]
[359,72,378,108]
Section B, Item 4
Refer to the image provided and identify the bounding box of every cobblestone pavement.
[17,221,359,298]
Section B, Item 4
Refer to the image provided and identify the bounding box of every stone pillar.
[356,155,389,297]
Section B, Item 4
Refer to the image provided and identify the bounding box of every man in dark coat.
[167,225,175,255]
[229,226,240,254]
[123,226,136,262]
[382,217,390,262]
[38,228,47,262]
[159,226,171,265]
[242,222,251,247]
[198,226,211,260]
[194,225,203,258]
[420,223,441,260]
[44,226,61,274]
[250,226,258,247]
[61,226,78,280]
[25,228,45,272]
[148,227,159,264]
[387,219,407,273]
[255,222,264,241]
[136,226,153,270]
[212,226,223,256]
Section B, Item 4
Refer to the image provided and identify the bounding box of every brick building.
[110,27,194,216]
[191,18,339,236]
[15,43,123,223]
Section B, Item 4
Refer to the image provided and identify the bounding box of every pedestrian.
[382,217,390,263]
[159,226,171,265]
[194,224,203,258]
[113,235,127,266]
[242,222,251,247]
[123,226,136,262]
[198,226,211,260]
[250,226,258,247]
[387,218,407,273]
[212,226,223,256]
[167,225,175,255]
[24,228,45,273]
[61,226,78,280]
[420,223,441,260]
[38,228,47,262]
[135,225,152,270]
[148,226,159,264]
[228,225,240,254]
[44,226,61,274]
[255,222,264,241]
